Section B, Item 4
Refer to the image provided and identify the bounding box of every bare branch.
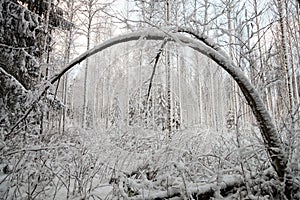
[146,40,166,103]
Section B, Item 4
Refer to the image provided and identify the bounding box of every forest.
[0,0,299,199]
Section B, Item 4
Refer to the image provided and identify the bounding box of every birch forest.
[0,0,300,199]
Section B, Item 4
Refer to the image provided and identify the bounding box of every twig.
[3,146,65,157]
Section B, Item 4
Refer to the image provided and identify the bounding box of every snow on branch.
[0,66,28,95]
[120,174,243,200]
[49,29,230,84]
[177,27,230,59]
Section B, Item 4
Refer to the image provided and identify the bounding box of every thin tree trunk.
[289,1,300,107]
[277,0,294,114]
[82,2,93,128]
[165,0,172,137]
[62,15,73,133]
[82,34,90,128]
[226,0,237,125]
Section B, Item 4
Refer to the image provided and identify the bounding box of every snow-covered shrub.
[107,127,297,199]
[0,127,108,200]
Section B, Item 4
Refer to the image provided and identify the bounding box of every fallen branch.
[123,174,243,200]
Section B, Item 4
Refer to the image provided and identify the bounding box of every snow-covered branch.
[121,174,243,200]
[50,28,287,183]
[0,67,28,95]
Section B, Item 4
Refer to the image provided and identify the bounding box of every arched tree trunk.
[48,29,289,195]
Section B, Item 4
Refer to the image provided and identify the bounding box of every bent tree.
[50,29,291,196]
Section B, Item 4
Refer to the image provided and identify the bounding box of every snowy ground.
[1,124,298,199]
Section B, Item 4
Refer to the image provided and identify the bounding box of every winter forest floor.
[0,122,299,199]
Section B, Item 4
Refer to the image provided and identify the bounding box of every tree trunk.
[165,0,172,137]
[277,0,294,114]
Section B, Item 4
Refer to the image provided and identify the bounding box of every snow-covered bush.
[0,127,110,200]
